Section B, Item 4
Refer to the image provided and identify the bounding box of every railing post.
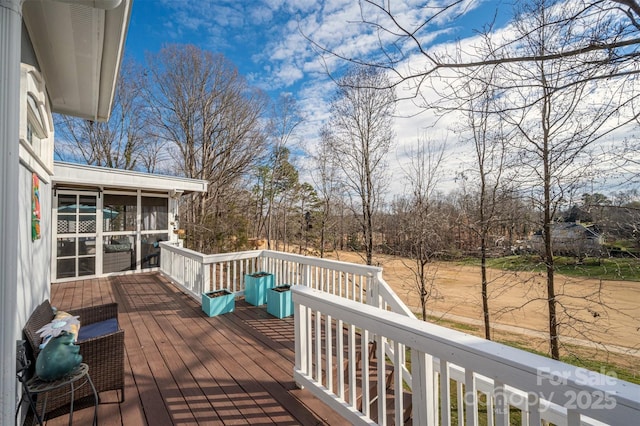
[294,292,307,388]
[201,261,210,294]
[159,246,166,274]
[412,350,436,426]
[369,271,381,309]
[259,250,266,272]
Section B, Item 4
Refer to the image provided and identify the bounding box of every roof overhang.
[22,0,132,122]
[53,162,208,194]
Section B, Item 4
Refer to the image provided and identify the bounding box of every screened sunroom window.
[141,197,168,231]
[103,195,137,232]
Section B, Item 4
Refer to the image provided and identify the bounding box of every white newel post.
[369,272,381,309]
[0,0,22,423]
[293,292,307,388]
[201,261,210,294]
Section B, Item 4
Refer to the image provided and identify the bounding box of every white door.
[54,192,99,280]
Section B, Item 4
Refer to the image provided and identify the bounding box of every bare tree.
[491,0,639,359]
[54,60,151,170]
[263,94,304,248]
[144,44,267,252]
[399,136,446,320]
[308,0,640,98]
[457,73,510,340]
[310,126,342,257]
[326,66,396,265]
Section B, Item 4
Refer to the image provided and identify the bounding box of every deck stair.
[319,337,413,425]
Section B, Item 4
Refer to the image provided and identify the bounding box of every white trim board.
[53,162,207,194]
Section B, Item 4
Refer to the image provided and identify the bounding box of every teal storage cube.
[244,272,274,306]
[267,285,293,319]
[202,290,235,317]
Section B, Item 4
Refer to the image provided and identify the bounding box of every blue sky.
[125,1,511,95]
[124,1,514,192]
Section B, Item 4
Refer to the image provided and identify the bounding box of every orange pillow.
[54,311,80,341]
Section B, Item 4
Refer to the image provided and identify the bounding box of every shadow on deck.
[47,272,344,425]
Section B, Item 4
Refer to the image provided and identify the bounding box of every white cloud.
[152,0,638,198]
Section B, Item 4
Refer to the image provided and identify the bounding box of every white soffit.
[22,0,132,122]
[53,162,208,194]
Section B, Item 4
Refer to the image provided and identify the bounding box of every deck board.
[48,273,344,425]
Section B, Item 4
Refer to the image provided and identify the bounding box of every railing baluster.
[457,379,464,426]
[411,349,435,426]
[348,323,357,408]
[441,360,451,426]
[465,368,477,426]
[527,391,540,426]
[218,261,223,291]
[377,335,387,425]
[567,409,580,426]
[362,329,370,417]
[306,308,313,377]
[494,381,508,426]
[325,314,333,393]
[394,339,403,426]
[232,260,237,292]
[294,302,306,384]
[315,309,322,383]
[337,319,345,400]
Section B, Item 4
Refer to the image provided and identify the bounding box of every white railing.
[293,286,640,426]
[160,243,261,299]
[160,243,415,398]
[159,244,415,415]
[159,244,413,317]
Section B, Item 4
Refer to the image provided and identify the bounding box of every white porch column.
[0,0,22,423]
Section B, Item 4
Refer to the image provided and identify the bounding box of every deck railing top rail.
[260,249,382,276]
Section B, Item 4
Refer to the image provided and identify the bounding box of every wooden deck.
[47,272,345,425]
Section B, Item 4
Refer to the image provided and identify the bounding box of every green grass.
[460,255,640,281]
[447,385,524,426]
[419,315,640,386]
[502,340,640,385]
[426,315,480,332]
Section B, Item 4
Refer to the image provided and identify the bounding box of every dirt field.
[325,250,640,362]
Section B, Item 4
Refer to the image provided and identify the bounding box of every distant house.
[530,222,604,257]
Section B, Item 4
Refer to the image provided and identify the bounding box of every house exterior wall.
[530,223,603,257]
[17,164,51,324]
[16,61,55,317]
[3,2,132,422]
[11,44,55,422]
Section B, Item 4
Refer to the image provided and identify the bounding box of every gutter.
[52,0,122,10]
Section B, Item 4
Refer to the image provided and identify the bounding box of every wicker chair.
[23,300,125,420]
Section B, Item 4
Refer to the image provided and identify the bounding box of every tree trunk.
[542,79,560,360]
[481,236,491,340]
